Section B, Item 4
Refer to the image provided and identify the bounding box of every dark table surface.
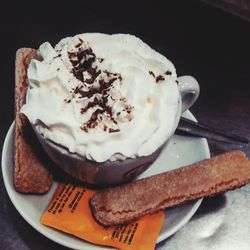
[1,1,250,249]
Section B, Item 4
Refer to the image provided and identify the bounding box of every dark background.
[1,1,250,249]
[1,0,250,152]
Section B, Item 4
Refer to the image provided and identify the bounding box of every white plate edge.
[2,112,211,249]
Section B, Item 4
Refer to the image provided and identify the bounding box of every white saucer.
[2,111,210,250]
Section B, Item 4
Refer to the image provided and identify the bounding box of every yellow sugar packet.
[41,183,165,250]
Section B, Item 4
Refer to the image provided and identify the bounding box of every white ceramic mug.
[33,75,200,186]
[178,75,200,113]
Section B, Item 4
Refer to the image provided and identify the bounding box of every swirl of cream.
[21,33,180,162]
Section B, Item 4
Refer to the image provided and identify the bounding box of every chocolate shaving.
[75,37,84,48]
[75,42,82,48]
[64,99,71,103]
[98,58,104,63]
[109,128,120,133]
[80,97,100,114]
[111,117,118,124]
[68,46,97,82]
[149,71,155,77]
[125,106,132,114]
[83,109,103,130]
[156,75,165,83]
[53,54,62,59]
[78,37,84,43]
[68,51,77,58]
[74,86,99,99]
[67,39,129,133]
[165,70,172,75]
[81,126,88,133]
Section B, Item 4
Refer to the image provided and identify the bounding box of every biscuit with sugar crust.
[14,48,53,193]
[90,150,250,226]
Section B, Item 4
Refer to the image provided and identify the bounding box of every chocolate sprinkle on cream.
[150,71,167,83]
[98,58,104,63]
[156,75,165,83]
[109,128,120,133]
[65,99,71,103]
[66,37,132,133]
[149,71,155,77]
[53,54,62,59]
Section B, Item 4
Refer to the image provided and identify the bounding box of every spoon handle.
[177,117,249,145]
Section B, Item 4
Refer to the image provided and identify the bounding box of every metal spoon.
[177,117,249,146]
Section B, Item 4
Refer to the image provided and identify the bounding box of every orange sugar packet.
[41,183,165,250]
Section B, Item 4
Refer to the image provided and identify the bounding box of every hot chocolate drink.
[20,33,199,184]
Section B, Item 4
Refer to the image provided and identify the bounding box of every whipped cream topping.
[21,33,180,162]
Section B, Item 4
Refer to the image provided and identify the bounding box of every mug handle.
[178,75,200,113]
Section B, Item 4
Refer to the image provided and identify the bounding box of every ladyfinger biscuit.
[14,48,53,193]
[90,151,250,226]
